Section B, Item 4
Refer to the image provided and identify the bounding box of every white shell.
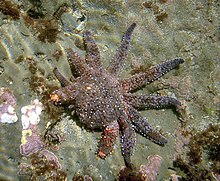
[21,115,30,129]
[1,113,18,123]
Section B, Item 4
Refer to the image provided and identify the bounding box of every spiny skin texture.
[51,23,184,167]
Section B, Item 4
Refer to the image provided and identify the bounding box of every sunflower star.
[50,23,184,167]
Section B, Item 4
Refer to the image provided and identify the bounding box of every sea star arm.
[66,48,87,77]
[50,85,77,105]
[118,114,136,168]
[97,121,119,159]
[83,30,101,68]
[123,93,181,110]
[53,67,70,87]
[128,106,167,146]
[107,23,136,76]
[120,58,184,92]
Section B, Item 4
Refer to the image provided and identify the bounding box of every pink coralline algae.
[0,87,18,123]
[37,149,62,169]
[18,149,66,180]
[21,99,44,129]
[139,155,162,181]
[20,99,44,157]
[119,155,162,181]
[20,128,44,156]
[18,100,65,180]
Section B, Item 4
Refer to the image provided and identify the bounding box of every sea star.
[50,23,184,167]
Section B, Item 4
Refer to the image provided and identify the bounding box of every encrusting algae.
[0,87,18,124]
[18,100,67,180]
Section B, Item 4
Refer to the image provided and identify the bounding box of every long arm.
[66,48,88,77]
[53,67,70,87]
[121,58,184,92]
[97,121,119,159]
[128,106,167,146]
[118,114,136,168]
[107,23,136,76]
[83,30,101,68]
[123,93,181,110]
